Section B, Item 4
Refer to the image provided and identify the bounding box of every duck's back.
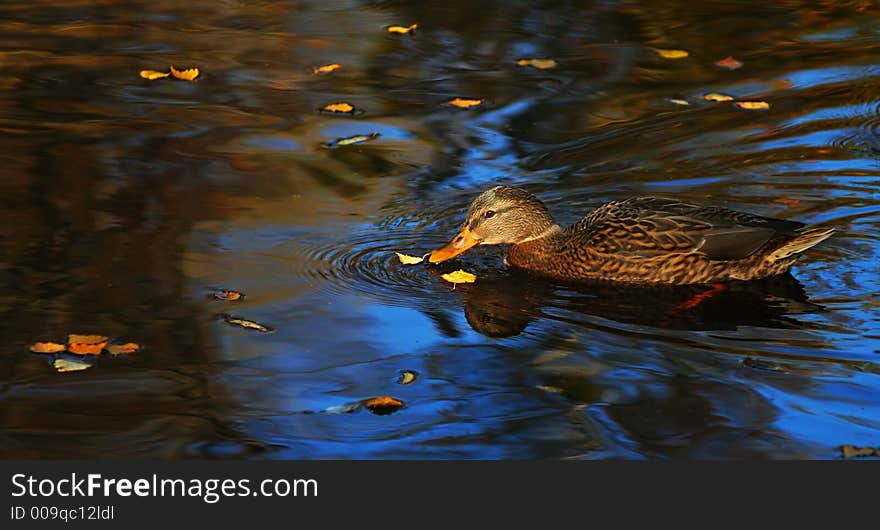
[507,197,831,284]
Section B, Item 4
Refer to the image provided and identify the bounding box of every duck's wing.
[568,197,805,260]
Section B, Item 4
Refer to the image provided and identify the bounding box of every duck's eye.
[484,210,496,219]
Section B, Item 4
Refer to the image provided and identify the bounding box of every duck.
[428,185,834,285]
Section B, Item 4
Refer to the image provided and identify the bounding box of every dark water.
[2,0,879,459]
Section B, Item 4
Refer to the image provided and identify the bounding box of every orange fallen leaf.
[54,357,93,373]
[170,65,199,81]
[140,69,170,80]
[312,63,341,75]
[362,396,405,415]
[320,102,360,115]
[516,58,558,69]
[715,56,743,70]
[702,92,734,102]
[29,342,66,354]
[105,343,141,355]
[386,24,417,34]
[735,100,770,110]
[67,334,109,356]
[213,289,245,301]
[441,270,476,284]
[446,97,485,109]
[395,252,424,265]
[653,48,689,59]
[841,445,880,458]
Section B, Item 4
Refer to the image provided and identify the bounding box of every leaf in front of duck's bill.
[446,97,485,109]
[516,58,557,69]
[105,342,142,356]
[29,342,67,354]
[702,92,734,102]
[312,63,341,75]
[395,252,423,265]
[396,370,418,385]
[840,445,880,458]
[222,314,274,333]
[653,48,689,59]
[170,65,199,81]
[140,69,170,80]
[67,334,109,355]
[386,24,417,34]
[441,270,476,284]
[326,132,380,148]
[319,102,361,115]
[735,101,770,110]
[361,396,405,415]
[213,288,245,301]
[715,56,743,70]
[54,356,94,373]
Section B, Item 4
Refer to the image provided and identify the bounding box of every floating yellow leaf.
[362,396,405,415]
[516,58,558,69]
[170,65,199,81]
[312,63,341,75]
[396,370,418,385]
[326,132,380,148]
[387,24,417,34]
[668,97,689,106]
[395,252,424,265]
[654,48,689,59]
[140,69,170,80]
[222,314,274,333]
[446,97,485,109]
[702,92,734,102]
[320,102,360,115]
[735,100,770,110]
[54,357,93,373]
[29,342,66,354]
[441,269,476,284]
[715,56,743,70]
[105,342,141,355]
[841,445,880,458]
[67,334,109,356]
[213,289,245,301]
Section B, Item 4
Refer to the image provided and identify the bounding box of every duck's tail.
[767,227,835,262]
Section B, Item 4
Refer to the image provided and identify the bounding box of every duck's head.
[429,186,558,263]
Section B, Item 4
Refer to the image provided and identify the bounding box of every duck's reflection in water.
[456,271,820,338]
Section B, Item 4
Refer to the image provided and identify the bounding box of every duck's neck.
[517,223,562,244]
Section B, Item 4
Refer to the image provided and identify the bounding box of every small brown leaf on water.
[395,252,424,265]
[29,342,66,354]
[840,445,880,458]
[170,66,199,81]
[312,63,341,75]
[105,342,141,355]
[213,289,245,301]
[516,58,558,69]
[441,270,476,284]
[67,334,109,355]
[446,97,485,109]
[735,101,770,110]
[702,92,734,102]
[715,56,743,70]
[222,314,274,333]
[140,69,170,80]
[386,24,417,34]
[320,102,361,115]
[362,396,405,415]
[653,48,689,59]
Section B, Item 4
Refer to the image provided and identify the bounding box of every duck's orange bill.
[429,226,480,263]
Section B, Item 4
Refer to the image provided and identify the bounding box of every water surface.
[1,0,879,459]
